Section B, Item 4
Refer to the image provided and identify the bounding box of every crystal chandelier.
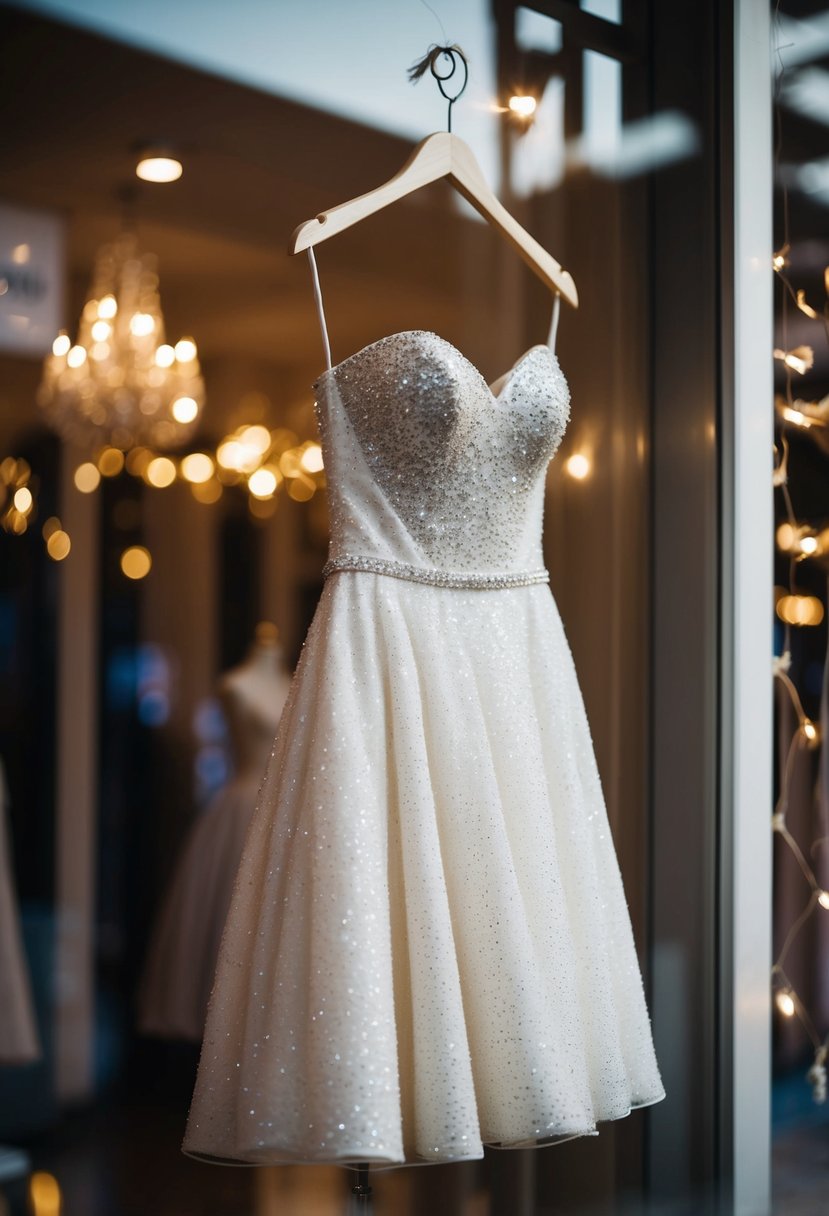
[38,231,205,451]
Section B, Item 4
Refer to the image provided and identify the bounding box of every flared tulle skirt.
[139,774,263,1042]
[182,573,666,1167]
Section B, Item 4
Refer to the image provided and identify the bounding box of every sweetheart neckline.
[311,330,564,403]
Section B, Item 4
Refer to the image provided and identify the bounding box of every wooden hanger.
[288,130,578,308]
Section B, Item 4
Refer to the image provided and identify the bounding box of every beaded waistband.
[322,554,549,590]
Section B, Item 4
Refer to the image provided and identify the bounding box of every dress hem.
[181,1087,668,1171]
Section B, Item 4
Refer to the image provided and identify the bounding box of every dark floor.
[1,1062,827,1216]
[771,1064,829,1216]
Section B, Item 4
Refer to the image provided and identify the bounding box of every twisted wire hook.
[408,43,469,133]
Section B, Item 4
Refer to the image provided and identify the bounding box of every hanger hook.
[408,43,469,133]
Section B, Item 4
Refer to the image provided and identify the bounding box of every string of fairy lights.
[772,251,829,1104]
[770,14,829,1104]
[0,428,327,577]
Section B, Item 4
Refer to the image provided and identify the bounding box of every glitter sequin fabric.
[182,330,667,1169]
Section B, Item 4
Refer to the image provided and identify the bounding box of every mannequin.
[0,758,40,1064]
[138,623,292,1041]
[216,621,291,777]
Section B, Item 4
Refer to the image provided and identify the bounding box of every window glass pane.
[516,5,563,53]
[581,0,622,24]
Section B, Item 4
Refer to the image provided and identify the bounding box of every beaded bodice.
[313,330,570,578]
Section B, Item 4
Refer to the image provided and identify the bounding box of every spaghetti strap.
[546,291,561,354]
[307,246,332,372]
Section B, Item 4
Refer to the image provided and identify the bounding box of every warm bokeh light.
[248,467,278,498]
[217,427,269,474]
[11,399,326,524]
[781,405,812,428]
[46,529,71,561]
[217,440,243,470]
[146,456,177,488]
[155,344,175,368]
[774,345,814,376]
[174,337,197,362]
[29,1170,61,1216]
[508,94,537,118]
[130,312,155,337]
[74,462,101,493]
[52,332,70,357]
[172,396,199,423]
[300,443,324,474]
[819,890,829,910]
[125,447,152,477]
[239,424,271,454]
[279,449,301,478]
[0,456,23,481]
[91,319,110,342]
[121,545,152,579]
[97,447,125,477]
[13,486,33,513]
[136,155,183,183]
[802,718,819,745]
[775,990,796,1017]
[41,516,62,540]
[180,453,214,484]
[12,243,31,265]
[776,522,795,550]
[565,452,591,480]
[776,593,824,627]
[98,294,118,319]
[66,345,87,368]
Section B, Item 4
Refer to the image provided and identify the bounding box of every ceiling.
[6,2,824,441]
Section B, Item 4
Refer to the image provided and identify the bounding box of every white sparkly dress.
[182,272,666,1168]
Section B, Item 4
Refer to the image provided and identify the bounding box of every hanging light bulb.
[775,989,796,1017]
[508,94,537,119]
[801,718,820,747]
[774,345,815,376]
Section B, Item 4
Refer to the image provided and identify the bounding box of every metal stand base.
[350,1161,373,1209]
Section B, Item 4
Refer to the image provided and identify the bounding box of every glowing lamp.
[508,95,537,118]
[136,154,183,183]
[775,990,795,1017]
[565,453,591,480]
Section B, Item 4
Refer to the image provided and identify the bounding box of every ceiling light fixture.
[38,230,204,451]
[135,146,183,183]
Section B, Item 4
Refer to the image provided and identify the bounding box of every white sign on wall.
[0,201,64,357]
